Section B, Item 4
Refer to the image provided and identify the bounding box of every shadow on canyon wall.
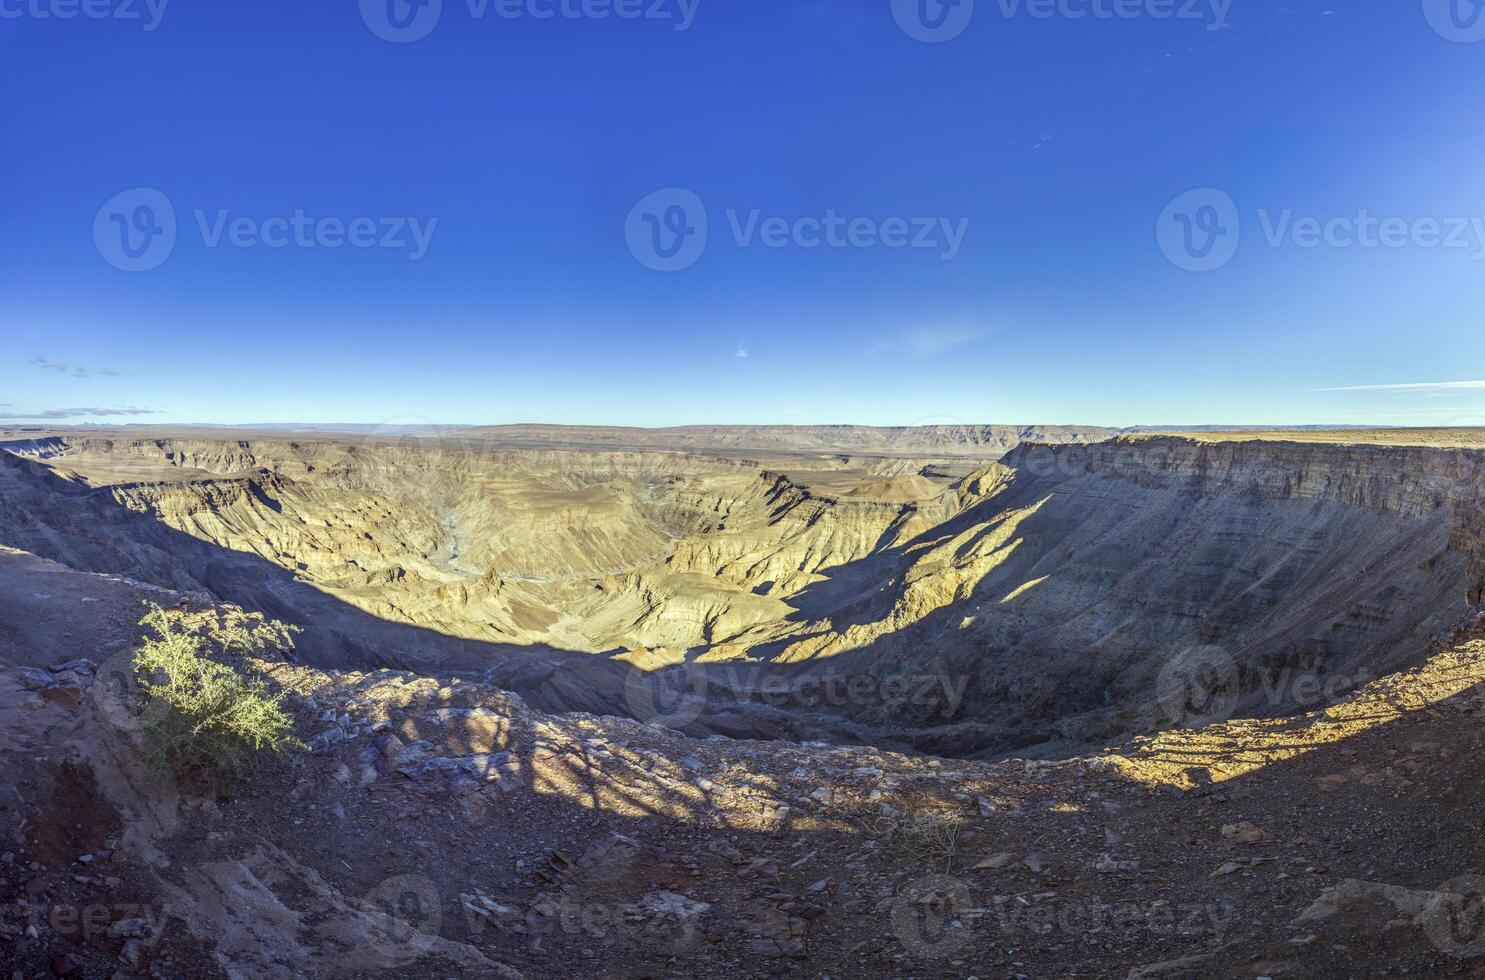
[0,445,1472,760]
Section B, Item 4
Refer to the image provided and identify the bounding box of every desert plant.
[132,604,301,779]
[868,806,969,873]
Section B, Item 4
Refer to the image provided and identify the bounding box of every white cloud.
[0,406,163,419]
[732,343,749,359]
[29,355,120,379]
[1309,380,1485,392]
[880,325,985,356]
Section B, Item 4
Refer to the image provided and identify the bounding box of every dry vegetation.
[131,604,302,779]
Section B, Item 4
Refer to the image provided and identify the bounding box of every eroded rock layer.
[0,433,1478,757]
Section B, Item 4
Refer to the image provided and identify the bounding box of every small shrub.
[132,604,301,779]
[868,807,968,873]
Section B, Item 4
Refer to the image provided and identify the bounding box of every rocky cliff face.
[1011,436,1485,517]
[0,434,1478,758]
[775,437,1478,754]
[453,422,1123,457]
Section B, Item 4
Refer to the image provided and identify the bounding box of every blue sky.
[4,0,1485,428]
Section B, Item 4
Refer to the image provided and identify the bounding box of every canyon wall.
[1,434,1479,757]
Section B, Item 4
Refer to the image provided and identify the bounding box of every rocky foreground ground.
[4,547,1485,978]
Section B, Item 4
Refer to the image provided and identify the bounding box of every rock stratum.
[0,430,1478,757]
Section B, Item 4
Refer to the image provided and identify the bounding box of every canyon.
[4,425,1485,978]
[1,427,1478,757]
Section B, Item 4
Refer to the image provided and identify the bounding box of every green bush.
[132,604,301,778]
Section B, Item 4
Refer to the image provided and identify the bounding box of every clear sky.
[4,0,1485,428]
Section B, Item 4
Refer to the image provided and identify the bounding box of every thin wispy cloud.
[877,325,985,357]
[732,343,749,359]
[1308,380,1485,392]
[0,407,163,420]
[30,355,121,379]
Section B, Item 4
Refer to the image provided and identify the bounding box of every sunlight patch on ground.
[1105,638,1485,791]
[1000,576,1049,604]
